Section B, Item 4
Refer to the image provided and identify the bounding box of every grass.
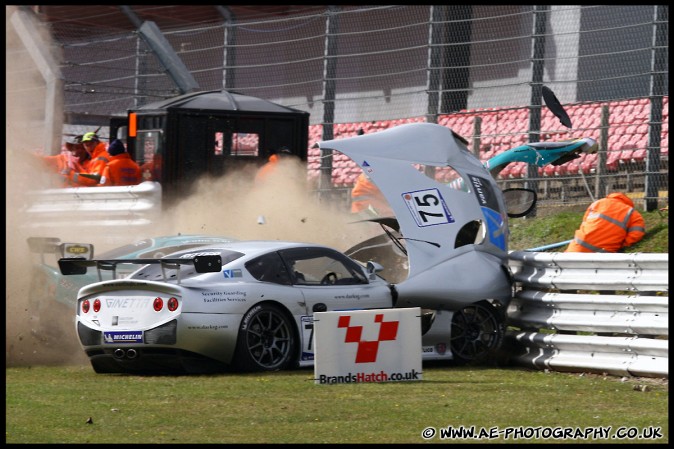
[7,207,669,444]
[5,364,668,444]
[508,206,669,253]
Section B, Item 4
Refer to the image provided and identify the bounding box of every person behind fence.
[254,146,297,184]
[100,139,142,186]
[350,171,391,217]
[36,134,91,187]
[565,192,646,253]
[63,131,111,186]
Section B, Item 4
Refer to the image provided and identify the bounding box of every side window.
[245,252,291,286]
[280,247,368,286]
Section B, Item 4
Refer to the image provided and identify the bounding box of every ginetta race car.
[28,234,239,310]
[59,123,535,374]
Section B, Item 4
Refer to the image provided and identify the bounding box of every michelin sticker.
[104,331,143,344]
[402,188,454,227]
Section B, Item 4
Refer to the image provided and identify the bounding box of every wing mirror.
[366,260,384,280]
[503,188,537,218]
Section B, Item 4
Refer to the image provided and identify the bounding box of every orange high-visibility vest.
[255,154,280,183]
[66,142,110,186]
[350,173,390,215]
[565,192,646,253]
[101,152,142,186]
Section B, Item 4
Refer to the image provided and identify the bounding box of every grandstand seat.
[636,123,649,134]
[630,148,647,164]
[542,164,556,177]
[605,150,621,171]
[615,134,631,147]
[481,148,495,161]
[618,147,634,166]
[579,153,597,174]
[345,172,358,185]
[554,164,568,176]
[497,164,511,179]
[379,120,392,130]
[307,161,320,171]
[564,160,579,175]
[627,134,648,148]
[508,162,526,179]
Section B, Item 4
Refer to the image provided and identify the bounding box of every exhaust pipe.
[113,348,125,359]
[126,348,138,359]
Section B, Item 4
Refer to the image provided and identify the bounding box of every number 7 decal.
[402,188,454,227]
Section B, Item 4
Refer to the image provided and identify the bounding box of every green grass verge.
[508,207,669,253]
[8,206,668,444]
[6,364,668,444]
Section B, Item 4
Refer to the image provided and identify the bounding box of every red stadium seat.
[481,148,495,161]
[345,172,359,185]
[579,153,597,174]
[630,148,647,163]
[554,164,568,176]
[618,147,634,166]
[497,164,512,179]
[565,160,579,175]
[508,162,526,179]
[605,150,621,171]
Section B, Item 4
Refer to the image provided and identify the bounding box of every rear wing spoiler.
[28,237,94,262]
[58,254,222,283]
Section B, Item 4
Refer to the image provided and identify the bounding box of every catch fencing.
[504,251,668,378]
[6,5,669,210]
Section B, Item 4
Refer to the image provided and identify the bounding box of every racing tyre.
[450,301,505,364]
[233,303,297,372]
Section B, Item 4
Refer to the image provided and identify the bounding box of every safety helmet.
[65,135,84,150]
[82,132,100,142]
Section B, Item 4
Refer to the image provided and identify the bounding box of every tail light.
[167,297,179,311]
[93,298,101,313]
[82,299,90,313]
[153,297,163,311]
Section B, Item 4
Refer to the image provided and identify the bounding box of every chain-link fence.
[7,5,669,210]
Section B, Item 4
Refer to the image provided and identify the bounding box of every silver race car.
[60,123,538,374]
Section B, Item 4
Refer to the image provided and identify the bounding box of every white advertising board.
[313,307,422,384]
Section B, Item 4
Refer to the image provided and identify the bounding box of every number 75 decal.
[402,188,454,227]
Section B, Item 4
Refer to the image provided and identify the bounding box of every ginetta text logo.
[337,313,399,363]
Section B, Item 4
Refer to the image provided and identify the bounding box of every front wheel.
[450,301,505,364]
[233,303,297,372]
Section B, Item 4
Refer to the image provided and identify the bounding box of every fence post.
[472,116,482,159]
[645,4,668,211]
[527,5,550,216]
[319,6,339,203]
[595,105,609,198]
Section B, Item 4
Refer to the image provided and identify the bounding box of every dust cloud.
[5,6,375,368]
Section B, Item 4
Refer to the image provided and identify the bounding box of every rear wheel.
[233,303,297,372]
[450,301,505,364]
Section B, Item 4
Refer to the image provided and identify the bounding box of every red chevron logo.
[337,313,399,363]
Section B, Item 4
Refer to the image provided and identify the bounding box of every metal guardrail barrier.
[21,181,162,229]
[504,252,668,378]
